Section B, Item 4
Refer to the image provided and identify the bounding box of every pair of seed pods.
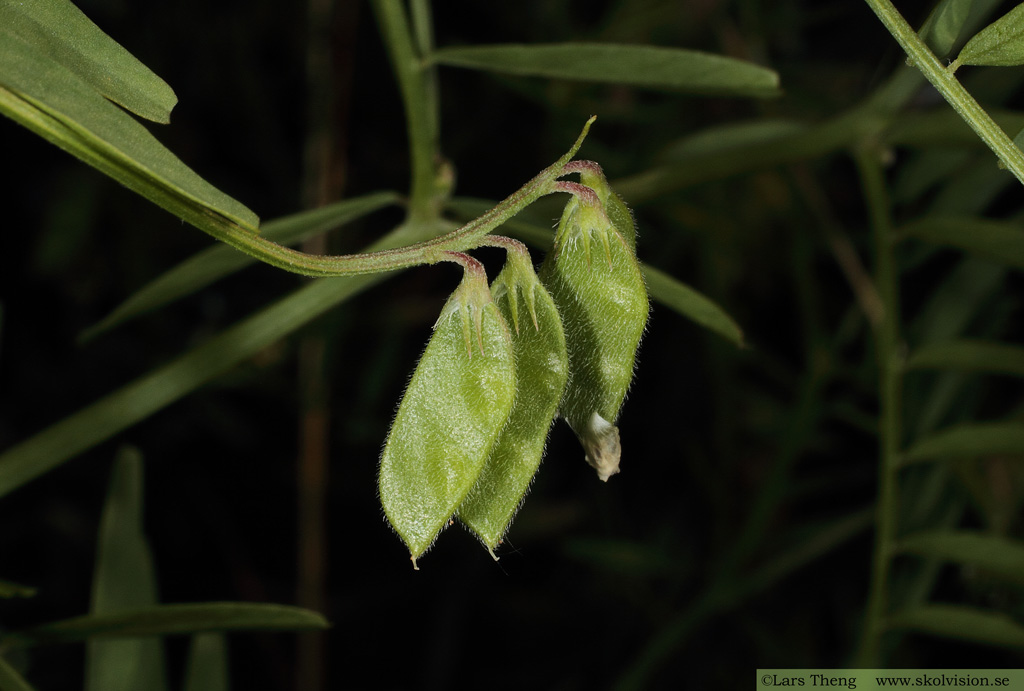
[378,167,649,567]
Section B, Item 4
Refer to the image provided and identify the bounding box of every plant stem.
[371,0,438,222]
[854,144,904,667]
[408,0,440,155]
[862,0,1024,186]
[198,117,595,277]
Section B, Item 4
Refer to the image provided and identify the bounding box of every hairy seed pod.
[457,242,569,553]
[578,164,636,250]
[378,265,516,567]
[541,185,649,481]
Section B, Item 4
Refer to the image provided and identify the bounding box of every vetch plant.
[1,0,823,686]
[3,0,665,570]
[377,152,650,566]
[14,0,1024,686]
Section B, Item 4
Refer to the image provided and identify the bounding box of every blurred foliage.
[3,0,1024,689]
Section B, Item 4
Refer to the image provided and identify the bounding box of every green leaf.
[901,216,1024,270]
[903,421,1024,466]
[642,264,744,347]
[921,0,974,57]
[183,634,229,691]
[906,339,1024,377]
[86,447,166,691]
[90,449,160,615]
[0,580,36,599]
[80,191,402,341]
[0,0,176,123]
[17,603,329,646]
[897,530,1024,585]
[886,604,1024,649]
[0,656,37,691]
[956,3,1024,67]
[0,30,258,234]
[429,43,780,98]
[0,221,439,498]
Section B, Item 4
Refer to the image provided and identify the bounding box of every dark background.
[2,1,1023,689]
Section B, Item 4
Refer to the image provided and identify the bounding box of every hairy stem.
[863,0,1024,186]
[370,0,438,221]
[205,117,596,277]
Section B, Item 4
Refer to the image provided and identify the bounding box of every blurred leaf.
[0,656,36,691]
[642,264,744,346]
[0,580,36,599]
[745,508,876,595]
[19,603,329,645]
[903,421,1024,466]
[886,604,1024,648]
[81,191,402,341]
[883,108,1024,148]
[86,447,166,691]
[613,114,852,203]
[563,538,681,576]
[183,634,229,691]
[956,3,1024,67]
[907,257,1006,346]
[90,449,159,614]
[0,222,445,498]
[0,30,258,236]
[921,0,975,57]
[615,507,874,690]
[658,119,807,161]
[906,339,1024,377]
[924,158,1015,217]
[891,149,973,207]
[901,216,1024,270]
[897,530,1024,585]
[429,43,780,98]
[0,0,176,123]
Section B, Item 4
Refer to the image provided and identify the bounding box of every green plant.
[0,0,757,686]
[856,0,1024,665]
[5,0,1024,688]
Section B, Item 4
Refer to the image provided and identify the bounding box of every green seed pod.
[457,240,569,554]
[541,182,649,481]
[570,161,637,250]
[378,261,516,568]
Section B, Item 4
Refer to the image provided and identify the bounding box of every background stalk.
[371,0,439,223]
[294,0,354,687]
[854,144,904,667]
